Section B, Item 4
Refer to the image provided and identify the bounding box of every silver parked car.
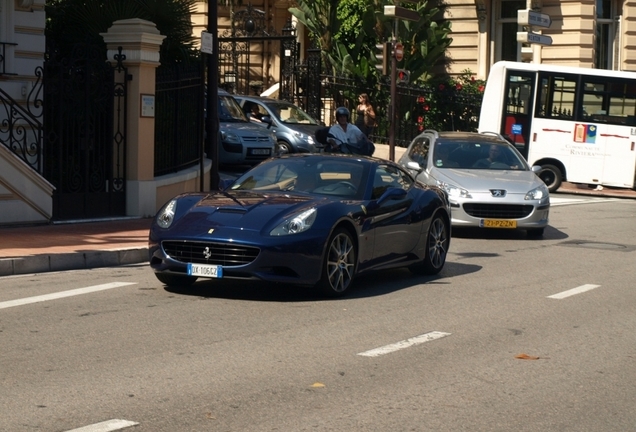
[216,90,277,165]
[398,130,550,237]
[234,95,322,154]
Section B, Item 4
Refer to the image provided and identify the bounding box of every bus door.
[501,71,535,159]
[600,131,636,188]
[581,79,636,188]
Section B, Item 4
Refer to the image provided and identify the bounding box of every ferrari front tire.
[155,273,197,286]
[316,228,357,297]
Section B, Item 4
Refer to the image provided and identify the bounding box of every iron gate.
[43,44,128,221]
[218,5,297,102]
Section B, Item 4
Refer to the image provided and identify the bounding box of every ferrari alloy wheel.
[155,273,197,286]
[410,214,449,275]
[317,228,357,297]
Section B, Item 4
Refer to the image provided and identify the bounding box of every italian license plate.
[187,263,223,278]
[251,148,271,155]
[481,219,517,229]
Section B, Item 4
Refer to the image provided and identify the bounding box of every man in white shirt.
[327,107,367,152]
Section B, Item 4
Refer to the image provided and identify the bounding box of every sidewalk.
[1,144,635,277]
[0,217,151,276]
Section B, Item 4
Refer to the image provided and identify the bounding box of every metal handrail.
[0,66,44,173]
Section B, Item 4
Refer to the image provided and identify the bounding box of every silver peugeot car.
[398,130,550,237]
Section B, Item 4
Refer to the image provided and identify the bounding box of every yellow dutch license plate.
[481,219,517,229]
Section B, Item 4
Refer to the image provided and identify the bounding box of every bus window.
[582,79,636,125]
[537,74,577,120]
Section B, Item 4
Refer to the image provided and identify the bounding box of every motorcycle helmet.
[335,106,350,121]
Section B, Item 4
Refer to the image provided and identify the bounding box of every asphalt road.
[1,194,635,432]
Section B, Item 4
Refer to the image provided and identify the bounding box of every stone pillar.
[101,19,166,217]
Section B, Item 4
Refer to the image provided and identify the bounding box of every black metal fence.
[319,72,485,148]
[154,60,204,176]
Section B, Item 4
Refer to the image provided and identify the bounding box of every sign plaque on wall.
[141,94,155,118]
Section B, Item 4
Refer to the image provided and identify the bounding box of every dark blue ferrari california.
[149,153,451,296]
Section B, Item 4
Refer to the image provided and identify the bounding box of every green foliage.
[290,0,452,87]
[411,70,486,132]
[45,0,199,62]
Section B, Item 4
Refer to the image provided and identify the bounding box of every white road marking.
[357,331,451,357]
[0,282,137,310]
[550,197,619,207]
[547,284,601,299]
[65,419,139,432]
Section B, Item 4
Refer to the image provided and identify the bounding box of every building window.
[595,0,618,70]
[496,0,526,62]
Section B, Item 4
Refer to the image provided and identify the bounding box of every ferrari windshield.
[231,157,369,198]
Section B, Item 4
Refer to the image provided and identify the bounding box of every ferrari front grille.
[462,203,534,219]
[162,240,260,266]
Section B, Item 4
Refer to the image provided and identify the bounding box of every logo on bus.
[574,124,597,144]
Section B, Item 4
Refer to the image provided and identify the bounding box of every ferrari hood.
[430,168,543,193]
[174,190,326,232]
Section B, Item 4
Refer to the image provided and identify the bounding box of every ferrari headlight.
[436,180,472,199]
[525,184,549,200]
[156,199,177,228]
[270,208,317,236]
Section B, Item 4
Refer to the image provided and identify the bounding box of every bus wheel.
[538,164,562,193]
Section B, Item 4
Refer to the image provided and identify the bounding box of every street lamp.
[224,71,236,92]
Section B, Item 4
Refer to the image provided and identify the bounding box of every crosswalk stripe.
[550,197,619,206]
[65,419,139,432]
[547,284,601,299]
[357,331,451,357]
[0,282,137,310]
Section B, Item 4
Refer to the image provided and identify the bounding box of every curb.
[0,248,149,277]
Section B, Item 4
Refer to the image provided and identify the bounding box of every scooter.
[313,127,375,156]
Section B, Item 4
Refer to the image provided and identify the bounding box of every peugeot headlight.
[436,180,472,199]
[525,184,549,200]
[221,131,240,144]
[156,199,177,228]
[270,208,317,236]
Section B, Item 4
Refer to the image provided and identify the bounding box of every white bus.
[478,61,636,192]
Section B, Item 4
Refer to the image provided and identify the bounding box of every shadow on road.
[163,261,481,302]
[452,224,568,241]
